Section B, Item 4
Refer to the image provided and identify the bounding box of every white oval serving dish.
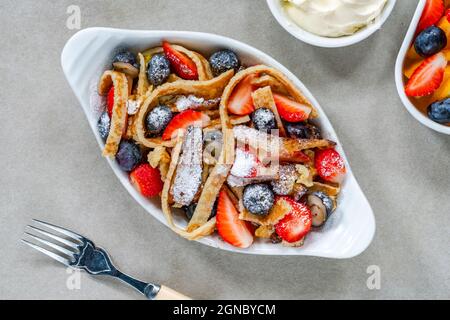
[395,0,450,135]
[61,28,375,258]
[266,0,396,48]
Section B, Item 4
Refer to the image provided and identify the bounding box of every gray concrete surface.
[0,0,449,300]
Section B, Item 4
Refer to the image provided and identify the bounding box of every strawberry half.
[227,74,256,115]
[130,164,163,197]
[315,148,346,184]
[107,86,115,117]
[274,196,312,243]
[405,52,447,97]
[216,189,254,248]
[273,93,312,122]
[162,41,198,80]
[162,110,210,140]
[417,0,445,34]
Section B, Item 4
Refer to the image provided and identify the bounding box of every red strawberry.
[216,189,254,248]
[162,41,198,80]
[273,93,312,122]
[274,196,312,243]
[227,74,256,115]
[130,164,163,197]
[446,8,450,23]
[315,148,346,184]
[417,0,445,34]
[162,110,210,140]
[405,52,447,97]
[107,86,114,117]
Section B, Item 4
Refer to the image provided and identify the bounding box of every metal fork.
[21,219,190,300]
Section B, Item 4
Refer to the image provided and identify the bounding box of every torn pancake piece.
[233,125,334,163]
[170,126,203,206]
[98,70,129,157]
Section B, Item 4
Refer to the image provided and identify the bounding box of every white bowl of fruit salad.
[267,0,396,48]
[61,28,375,258]
[396,0,450,134]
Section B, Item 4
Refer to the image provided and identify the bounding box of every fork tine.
[32,219,83,241]
[27,225,80,250]
[24,232,75,257]
[21,239,71,266]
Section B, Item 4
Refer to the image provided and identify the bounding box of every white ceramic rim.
[61,28,375,258]
[266,0,397,48]
[395,0,450,135]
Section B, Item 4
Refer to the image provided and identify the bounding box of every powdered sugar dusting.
[127,99,141,115]
[175,95,220,111]
[230,148,257,178]
[171,126,203,206]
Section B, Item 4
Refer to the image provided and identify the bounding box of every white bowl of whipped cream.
[267,0,396,48]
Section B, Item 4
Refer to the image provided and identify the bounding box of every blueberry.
[209,49,240,76]
[414,26,447,58]
[112,51,139,69]
[428,98,450,124]
[147,54,171,86]
[285,122,321,139]
[97,111,110,142]
[146,105,173,135]
[182,199,217,221]
[243,184,274,216]
[116,140,142,172]
[307,191,334,227]
[251,108,277,132]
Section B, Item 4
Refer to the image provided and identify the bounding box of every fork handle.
[155,285,191,300]
[115,272,190,300]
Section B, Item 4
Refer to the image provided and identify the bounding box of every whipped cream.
[283,0,387,38]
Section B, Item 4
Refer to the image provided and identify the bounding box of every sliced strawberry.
[273,93,312,122]
[130,163,163,197]
[162,41,198,80]
[227,74,256,115]
[417,0,445,34]
[162,110,210,140]
[274,196,312,243]
[107,86,114,117]
[216,189,254,248]
[315,148,346,184]
[405,52,447,97]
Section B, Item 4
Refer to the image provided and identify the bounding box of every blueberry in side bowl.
[112,51,139,78]
[147,54,171,86]
[97,111,110,142]
[209,49,240,76]
[428,98,450,124]
[414,26,447,58]
[116,140,142,172]
[146,105,173,135]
